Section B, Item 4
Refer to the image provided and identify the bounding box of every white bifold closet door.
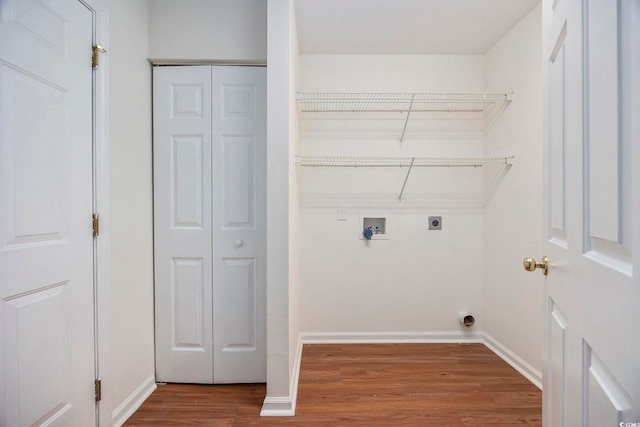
[153,66,266,384]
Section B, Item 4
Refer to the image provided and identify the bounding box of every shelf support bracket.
[398,157,415,200]
[399,94,415,145]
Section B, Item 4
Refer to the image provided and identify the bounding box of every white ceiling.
[294,0,540,55]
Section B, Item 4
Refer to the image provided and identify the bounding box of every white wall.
[299,55,485,93]
[288,0,302,397]
[147,0,267,64]
[483,4,543,374]
[297,55,488,337]
[262,0,299,415]
[107,0,156,423]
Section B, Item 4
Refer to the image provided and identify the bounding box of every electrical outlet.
[337,206,347,221]
[428,216,442,230]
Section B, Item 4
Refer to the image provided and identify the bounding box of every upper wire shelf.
[296,92,513,113]
[295,155,515,168]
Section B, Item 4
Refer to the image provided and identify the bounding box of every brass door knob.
[523,256,548,275]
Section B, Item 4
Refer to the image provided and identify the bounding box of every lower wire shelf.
[295,155,515,199]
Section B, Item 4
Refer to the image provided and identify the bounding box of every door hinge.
[92,213,100,237]
[92,45,106,69]
[95,379,102,402]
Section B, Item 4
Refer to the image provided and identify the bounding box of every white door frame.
[78,0,111,425]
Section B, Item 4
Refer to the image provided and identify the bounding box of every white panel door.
[154,66,214,383]
[0,1,96,426]
[211,66,266,383]
[154,66,266,384]
[541,0,640,425]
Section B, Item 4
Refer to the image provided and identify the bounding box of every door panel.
[548,300,567,427]
[4,67,68,246]
[5,285,72,426]
[221,258,256,349]
[212,67,266,384]
[583,344,632,426]
[584,0,633,274]
[154,66,213,383]
[542,0,639,425]
[154,66,266,384]
[171,135,205,228]
[585,0,620,244]
[171,258,206,350]
[0,0,95,425]
[2,0,67,57]
[223,136,255,227]
[2,66,68,248]
[548,28,566,245]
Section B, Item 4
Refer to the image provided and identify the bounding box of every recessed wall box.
[364,217,385,234]
[359,215,390,240]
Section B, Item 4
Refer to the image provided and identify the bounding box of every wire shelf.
[296,156,514,168]
[296,92,512,113]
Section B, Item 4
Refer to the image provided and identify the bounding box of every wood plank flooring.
[124,343,542,426]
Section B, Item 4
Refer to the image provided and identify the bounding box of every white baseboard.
[259,396,295,417]
[289,334,304,413]
[482,333,542,389]
[301,330,485,344]
[111,374,157,427]
[260,335,304,417]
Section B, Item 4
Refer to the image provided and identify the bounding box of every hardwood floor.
[124,343,542,426]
